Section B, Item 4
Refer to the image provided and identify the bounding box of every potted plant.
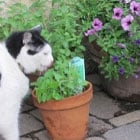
[84,0,140,102]
[31,59,93,140]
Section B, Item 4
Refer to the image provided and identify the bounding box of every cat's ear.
[31,25,42,33]
[23,32,32,44]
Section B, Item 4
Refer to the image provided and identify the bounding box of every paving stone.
[87,116,112,137]
[86,137,105,140]
[34,130,50,140]
[103,121,140,140]
[0,135,33,140]
[19,114,44,136]
[30,109,43,122]
[109,110,140,127]
[20,138,32,140]
[90,91,120,119]
[21,103,34,112]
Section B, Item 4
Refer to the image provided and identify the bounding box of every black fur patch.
[27,50,38,55]
[6,30,48,58]
[6,31,24,58]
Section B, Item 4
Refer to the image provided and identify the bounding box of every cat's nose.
[48,60,54,68]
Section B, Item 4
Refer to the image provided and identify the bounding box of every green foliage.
[84,0,140,80]
[0,0,47,39]
[45,0,85,61]
[32,60,87,103]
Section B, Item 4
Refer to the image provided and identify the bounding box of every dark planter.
[100,74,140,102]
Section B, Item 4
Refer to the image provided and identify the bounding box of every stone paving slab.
[103,121,140,140]
[20,138,32,140]
[109,110,140,127]
[34,130,50,140]
[86,137,105,140]
[90,91,120,119]
[21,103,34,112]
[19,114,44,136]
[30,109,43,121]
[88,116,112,137]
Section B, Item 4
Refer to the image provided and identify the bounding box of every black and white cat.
[0,26,53,140]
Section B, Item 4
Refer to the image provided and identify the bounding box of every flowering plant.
[85,0,140,80]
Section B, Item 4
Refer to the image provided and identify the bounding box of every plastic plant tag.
[70,57,85,82]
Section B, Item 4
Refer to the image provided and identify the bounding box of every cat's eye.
[27,50,37,55]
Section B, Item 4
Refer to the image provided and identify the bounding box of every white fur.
[16,43,53,74]
[0,43,29,140]
[0,32,53,140]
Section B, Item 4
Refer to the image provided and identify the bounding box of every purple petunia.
[135,39,140,45]
[129,57,135,63]
[130,1,140,16]
[84,29,96,36]
[134,74,139,79]
[112,8,123,20]
[112,56,119,63]
[119,67,125,75]
[121,14,134,31]
[92,18,103,31]
[117,43,126,49]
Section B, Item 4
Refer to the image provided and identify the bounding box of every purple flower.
[117,43,126,48]
[112,8,123,20]
[137,67,140,73]
[112,56,119,63]
[128,31,134,37]
[130,1,140,16]
[135,39,140,45]
[119,67,125,75]
[121,14,134,31]
[92,18,103,31]
[129,57,135,63]
[134,74,139,79]
[84,29,96,36]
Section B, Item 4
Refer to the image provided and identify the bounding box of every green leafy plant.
[32,60,87,103]
[45,0,85,61]
[84,0,140,80]
[0,0,47,39]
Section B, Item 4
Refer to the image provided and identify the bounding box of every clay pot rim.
[32,81,93,111]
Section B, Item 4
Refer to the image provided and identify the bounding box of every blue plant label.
[70,57,85,81]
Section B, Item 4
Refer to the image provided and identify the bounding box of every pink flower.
[130,1,140,15]
[92,18,103,31]
[112,8,123,20]
[84,29,96,36]
[121,14,134,31]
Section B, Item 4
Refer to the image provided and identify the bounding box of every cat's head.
[6,25,54,74]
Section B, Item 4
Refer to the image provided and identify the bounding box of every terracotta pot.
[32,82,93,140]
